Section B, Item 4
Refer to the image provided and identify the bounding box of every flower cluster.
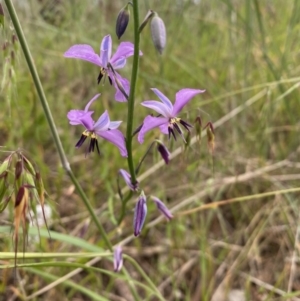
[64,6,206,271]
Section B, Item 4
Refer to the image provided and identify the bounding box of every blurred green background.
[1,0,300,300]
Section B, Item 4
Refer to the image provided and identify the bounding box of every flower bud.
[151,196,173,221]
[139,10,154,33]
[195,116,202,140]
[156,140,170,164]
[116,4,130,39]
[113,245,123,272]
[119,169,139,191]
[150,14,166,54]
[133,191,147,237]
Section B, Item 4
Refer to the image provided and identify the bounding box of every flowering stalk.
[4,0,112,251]
[126,0,140,184]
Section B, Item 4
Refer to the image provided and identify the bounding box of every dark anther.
[168,127,177,140]
[75,134,88,148]
[97,71,104,84]
[179,119,192,131]
[108,76,113,85]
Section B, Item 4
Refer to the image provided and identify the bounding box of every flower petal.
[172,88,205,116]
[97,129,128,157]
[93,110,110,131]
[99,35,112,68]
[77,114,94,131]
[159,123,169,134]
[138,116,168,144]
[109,71,130,102]
[141,101,172,117]
[109,121,122,129]
[64,44,101,66]
[151,88,173,112]
[84,94,101,112]
[67,110,93,125]
[110,42,142,66]
[111,56,126,69]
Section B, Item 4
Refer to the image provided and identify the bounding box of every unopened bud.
[156,140,170,164]
[2,41,8,57]
[133,191,147,237]
[10,50,15,65]
[113,245,123,272]
[116,4,130,39]
[195,116,202,136]
[150,14,166,54]
[205,122,215,153]
[12,34,18,44]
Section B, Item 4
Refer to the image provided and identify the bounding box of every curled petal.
[141,101,172,117]
[113,245,123,272]
[172,88,205,116]
[138,116,168,144]
[97,129,127,157]
[77,114,94,131]
[93,110,110,131]
[133,193,147,236]
[151,196,173,221]
[84,94,101,112]
[151,88,173,112]
[64,44,101,67]
[99,35,112,68]
[67,110,93,125]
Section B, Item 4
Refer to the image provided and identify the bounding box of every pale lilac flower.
[151,196,173,221]
[67,97,127,157]
[133,192,147,237]
[138,88,205,143]
[119,169,139,191]
[64,35,142,102]
[113,245,123,272]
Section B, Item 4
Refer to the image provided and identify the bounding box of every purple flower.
[119,169,139,191]
[64,35,142,102]
[151,196,173,221]
[133,192,147,237]
[113,245,123,272]
[138,88,205,143]
[67,96,127,157]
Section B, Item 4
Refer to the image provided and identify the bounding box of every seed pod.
[116,4,130,39]
[150,14,166,54]
[0,155,12,174]
[0,3,4,28]
[205,122,215,154]
[0,171,8,206]
[22,155,36,176]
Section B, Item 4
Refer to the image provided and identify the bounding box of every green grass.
[1,0,300,300]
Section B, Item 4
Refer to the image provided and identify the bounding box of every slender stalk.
[4,0,112,251]
[126,0,140,184]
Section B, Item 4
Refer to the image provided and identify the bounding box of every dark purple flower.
[119,169,139,191]
[113,245,123,272]
[67,95,127,157]
[151,196,173,221]
[138,88,205,143]
[64,35,142,102]
[133,192,147,237]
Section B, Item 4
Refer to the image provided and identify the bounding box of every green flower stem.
[126,0,140,184]
[4,0,112,251]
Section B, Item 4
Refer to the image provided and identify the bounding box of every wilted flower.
[151,196,173,221]
[64,35,142,102]
[156,140,170,164]
[116,4,130,39]
[138,88,205,143]
[150,14,166,54]
[119,169,139,191]
[113,245,123,272]
[133,191,147,236]
[67,96,127,157]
